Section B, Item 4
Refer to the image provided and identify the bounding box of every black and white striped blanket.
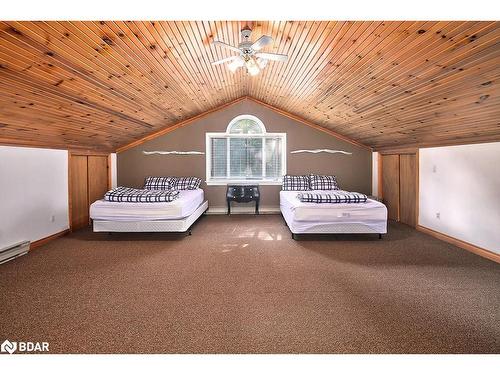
[104,187,180,203]
[297,191,367,204]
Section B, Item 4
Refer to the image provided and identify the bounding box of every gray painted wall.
[118,99,372,210]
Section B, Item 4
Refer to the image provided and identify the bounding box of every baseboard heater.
[0,240,30,265]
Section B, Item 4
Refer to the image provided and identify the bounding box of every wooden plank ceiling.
[0,21,499,151]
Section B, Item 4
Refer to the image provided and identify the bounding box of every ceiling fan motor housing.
[241,28,252,40]
[239,29,254,56]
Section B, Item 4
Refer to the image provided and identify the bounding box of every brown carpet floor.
[0,214,499,354]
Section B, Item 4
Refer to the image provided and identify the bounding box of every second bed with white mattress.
[280,190,388,234]
[90,189,204,221]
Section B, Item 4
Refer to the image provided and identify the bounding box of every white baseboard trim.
[207,206,281,215]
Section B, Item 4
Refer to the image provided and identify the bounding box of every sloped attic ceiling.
[0,21,499,152]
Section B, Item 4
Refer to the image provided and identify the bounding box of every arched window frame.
[226,114,266,134]
[206,114,287,185]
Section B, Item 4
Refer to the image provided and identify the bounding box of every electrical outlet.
[432,165,437,173]
[50,215,56,223]
[436,212,440,219]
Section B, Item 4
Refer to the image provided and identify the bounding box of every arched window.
[206,115,286,184]
[226,115,266,134]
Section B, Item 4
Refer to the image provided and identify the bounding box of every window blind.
[211,138,227,177]
[206,116,285,183]
[229,138,263,178]
[265,137,282,178]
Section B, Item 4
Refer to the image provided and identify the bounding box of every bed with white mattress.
[90,189,208,233]
[280,190,387,238]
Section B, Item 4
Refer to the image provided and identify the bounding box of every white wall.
[372,151,380,197]
[110,153,117,189]
[0,146,69,249]
[419,142,500,254]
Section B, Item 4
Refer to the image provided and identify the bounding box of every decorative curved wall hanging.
[290,149,352,155]
[142,151,205,155]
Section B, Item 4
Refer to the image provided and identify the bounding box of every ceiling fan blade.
[211,55,239,65]
[212,40,241,54]
[251,35,273,51]
[255,52,288,62]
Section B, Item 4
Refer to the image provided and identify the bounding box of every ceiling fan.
[211,26,288,76]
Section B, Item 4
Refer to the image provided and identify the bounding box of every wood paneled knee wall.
[69,152,110,231]
[381,151,418,227]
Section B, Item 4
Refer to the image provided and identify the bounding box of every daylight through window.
[206,115,286,184]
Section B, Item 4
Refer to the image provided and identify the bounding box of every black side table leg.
[227,199,231,215]
[255,198,259,215]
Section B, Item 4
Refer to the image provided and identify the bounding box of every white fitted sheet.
[280,190,387,234]
[90,189,204,221]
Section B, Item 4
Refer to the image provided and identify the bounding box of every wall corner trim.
[245,97,371,150]
[116,96,371,153]
[416,225,500,264]
[116,97,248,153]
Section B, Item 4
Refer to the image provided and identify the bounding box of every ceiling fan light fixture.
[248,65,260,76]
[228,62,239,73]
[211,28,288,75]
[228,57,244,72]
[245,57,260,76]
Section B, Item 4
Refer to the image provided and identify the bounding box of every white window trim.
[205,132,287,186]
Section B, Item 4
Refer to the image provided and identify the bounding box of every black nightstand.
[226,185,260,215]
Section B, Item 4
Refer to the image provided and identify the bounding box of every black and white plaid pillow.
[297,191,367,204]
[282,175,311,191]
[309,174,339,190]
[104,187,180,203]
[144,176,175,190]
[170,176,202,190]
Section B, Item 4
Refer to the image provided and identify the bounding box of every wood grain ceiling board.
[0,21,498,152]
